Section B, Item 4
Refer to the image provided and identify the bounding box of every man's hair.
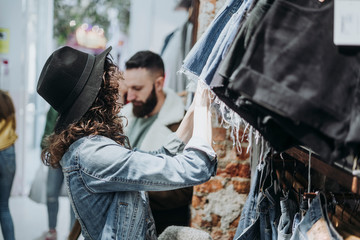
[125,51,164,77]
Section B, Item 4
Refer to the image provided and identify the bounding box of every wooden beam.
[284,147,359,194]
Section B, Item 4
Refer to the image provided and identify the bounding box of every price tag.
[334,0,360,46]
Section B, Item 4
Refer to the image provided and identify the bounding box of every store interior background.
[0,0,190,239]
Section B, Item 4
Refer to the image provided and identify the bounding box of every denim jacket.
[60,134,217,240]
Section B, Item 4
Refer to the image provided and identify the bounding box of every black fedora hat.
[37,46,112,132]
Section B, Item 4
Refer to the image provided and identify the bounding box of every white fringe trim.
[178,65,263,154]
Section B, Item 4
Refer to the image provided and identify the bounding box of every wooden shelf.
[282,147,359,194]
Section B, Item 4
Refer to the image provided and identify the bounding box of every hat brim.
[54,46,112,133]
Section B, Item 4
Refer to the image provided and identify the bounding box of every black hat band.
[57,54,96,113]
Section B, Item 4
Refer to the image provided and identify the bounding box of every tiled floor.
[0,196,76,240]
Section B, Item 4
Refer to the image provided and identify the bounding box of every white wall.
[126,0,188,58]
[0,0,54,195]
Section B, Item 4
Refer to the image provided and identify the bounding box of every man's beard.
[132,85,158,118]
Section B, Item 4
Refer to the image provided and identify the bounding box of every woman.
[0,90,17,240]
[37,46,216,240]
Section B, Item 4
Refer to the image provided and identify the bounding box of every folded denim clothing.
[199,0,254,85]
[181,0,244,79]
[212,84,337,161]
[213,0,360,161]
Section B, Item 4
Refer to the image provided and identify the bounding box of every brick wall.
[188,1,252,239]
[190,112,251,240]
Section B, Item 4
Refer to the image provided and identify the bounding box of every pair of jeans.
[181,0,244,80]
[47,166,75,230]
[234,161,262,238]
[236,181,281,240]
[290,192,342,240]
[235,151,281,240]
[257,174,281,240]
[199,0,253,85]
[0,145,16,240]
[211,0,275,89]
[277,192,298,240]
[234,145,272,238]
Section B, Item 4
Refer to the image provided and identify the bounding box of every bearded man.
[121,51,193,235]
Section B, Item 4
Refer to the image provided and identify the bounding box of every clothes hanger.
[349,194,360,224]
[279,152,288,195]
[257,137,267,192]
[341,193,347,221]
[259,145,275,194]
[307,149,312,208]
[328,192,337,221]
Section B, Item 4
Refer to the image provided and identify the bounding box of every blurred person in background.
[0,90,17,240]
[122,51,194,235]
[39,106,75,240]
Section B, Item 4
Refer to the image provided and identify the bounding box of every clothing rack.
[273,148,360,226]
[303,192,359,200]
[273,146,360,195]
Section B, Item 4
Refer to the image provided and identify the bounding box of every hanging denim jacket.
[290,192,342,240]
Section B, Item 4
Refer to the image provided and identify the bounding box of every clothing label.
[334,0,360,46]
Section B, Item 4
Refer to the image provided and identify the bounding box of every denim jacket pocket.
[115,201,131,239]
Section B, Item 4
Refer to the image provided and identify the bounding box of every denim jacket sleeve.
[73,135,217,193]
[141,132,186,156]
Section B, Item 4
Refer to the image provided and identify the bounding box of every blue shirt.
[60,134,217,239]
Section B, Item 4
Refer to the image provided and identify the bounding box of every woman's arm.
[175,81,212,144]
[192,82,212,145]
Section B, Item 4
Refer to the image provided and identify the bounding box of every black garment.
[151,204,191,235]
[212,0,360,162]
[149,182,193,236]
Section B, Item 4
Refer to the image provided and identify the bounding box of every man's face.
[124,68,159,117]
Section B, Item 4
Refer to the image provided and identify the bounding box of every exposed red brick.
[211,228,225,240]
[217,156,234,169]
[238,164,251,178]
[202,219,213,228]
[229,147,250,161]
[194,179,223,193]
[212,143,227,159]
[226,126,249,142]
[191,213,203,228]
[212,127,227,141]
[230,179,250,194]
[215,168,227,178]
[230,216,240,228]
[216,163,251,178]
[192,195,206,209]
[228,230,237,240]
[211,213,221,227]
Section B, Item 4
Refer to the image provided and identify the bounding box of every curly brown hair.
[42,56,130,168]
